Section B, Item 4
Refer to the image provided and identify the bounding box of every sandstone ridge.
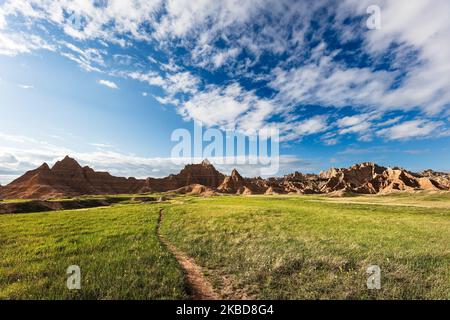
[0,156,449,200]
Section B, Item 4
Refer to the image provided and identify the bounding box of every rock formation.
[217,169,247,194]
[319,162,386,194]
[141,159,225,192]
[0,157,225,199]
[316,163,448,194]
[420,169,450,189]
[171,184,216,197]
[0,155,449,200]
[0,156,146,199]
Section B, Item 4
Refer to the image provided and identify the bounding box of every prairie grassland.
[0,204,186,299]
[1,193,449,300]
[0,193,166,204]
[308,191,450,209]
[161,195,450,299]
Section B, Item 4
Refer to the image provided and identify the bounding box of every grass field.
[1,193,449,299]
[161,195,450,299]
[0,204,186,299]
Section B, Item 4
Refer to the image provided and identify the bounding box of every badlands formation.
[0,156,449,200]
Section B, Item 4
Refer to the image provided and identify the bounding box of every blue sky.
[0,0,449,184]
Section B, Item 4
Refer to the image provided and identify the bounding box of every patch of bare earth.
[157,209,219,300]
[217,273,257,300]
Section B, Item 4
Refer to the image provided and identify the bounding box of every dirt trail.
[157,209,219,300]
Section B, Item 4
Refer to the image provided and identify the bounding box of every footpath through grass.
[0,204,186,299]
[161,195,450,299]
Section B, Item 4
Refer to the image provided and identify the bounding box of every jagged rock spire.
[201,158,211,166]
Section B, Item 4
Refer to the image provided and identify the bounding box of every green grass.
[0,203,186,299]
[161,195,450,299]
[0,193,168,204]
[1,193,449,300]
[0,199,33,203]
[308,191,450,209]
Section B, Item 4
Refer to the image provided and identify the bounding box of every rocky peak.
[230,169,243,180]
[421,169,448,176]
[348,162,385,172]
[37,163,51,171]
[319,167,339,179]
[175,161,225,188]
[284,171,308,181]
[217,168,251,194]
[3,156,450,200]
[201,158,212,166]
[52,156,82,171]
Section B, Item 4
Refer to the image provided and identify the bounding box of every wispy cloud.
[90,143,113,149]
[0,32,55,56]
[98,79,118,89]
[377,119,443,140]
[18,84,34,89]
[0,132,312,184]
[0,0,449,143]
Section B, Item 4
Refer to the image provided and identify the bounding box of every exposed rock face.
[142,159,225,192]
[319,162,386,194]
[217,169,246,194]
[171,184,216,197]
[316,164,449,194]
[245,162,449,195]
[1,156,449,200]
[420,169,450,189]
[0,156,146,199]
[170,159,224,188]
[0,157,225,199]
[264,186,277,195]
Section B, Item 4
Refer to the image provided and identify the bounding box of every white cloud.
[179,83,290,138]
[194,47,241,70]
[376,116,403,127]
[129,70,199,96]
[270,57,394,111]
[179,83,329,141]
[154,0,265,39]
[0,8,7,29]
[339,0,450,115]
[98,79,118,89]
[180,83,254,128]
[323,137,339,146]
[154,95,179,106]
[0,0,449,144]
[129,71,165,87]
[377,119,443,140]
[280,116,329,141]
[338,115,369,128]
[0,0,162,41]
[0,132,311,184]
[59,41,105,72]
[0,32,55,56]
[295,116,329,136]
[18,84,34,89]
[90,143,113,149]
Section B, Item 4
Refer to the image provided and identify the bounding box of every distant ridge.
[0,156,144,200]
[0,156,449,200]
